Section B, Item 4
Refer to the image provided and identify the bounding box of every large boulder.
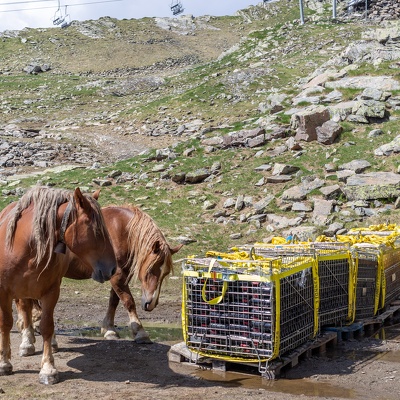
[325,76,400,91]
[290,105,330,142]
[374,134,400,156]
[343,172,400,200]
[316,120,343,145]
[352,100,387,120]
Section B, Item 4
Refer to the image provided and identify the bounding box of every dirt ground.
[1,274,400,400]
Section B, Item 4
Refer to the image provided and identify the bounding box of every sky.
[0,0,263,31]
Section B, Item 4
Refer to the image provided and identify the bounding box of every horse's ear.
[92,189,101,200]
[170,244,183,255]
[73,187,88,210]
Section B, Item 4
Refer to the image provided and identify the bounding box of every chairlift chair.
[60,7,71,29]
[61,19,71,29]
[53,8,65,25]
[170,1,184,16]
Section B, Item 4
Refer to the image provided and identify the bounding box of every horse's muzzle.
[142,296,158,312]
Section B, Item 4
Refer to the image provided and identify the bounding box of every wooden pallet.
[168,331,338,379]
[324,322,364,342]
[361,302,400,332]
[325,303,400,339]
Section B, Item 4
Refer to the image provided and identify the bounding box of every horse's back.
[0,201,16,221]
[102,206,134,235]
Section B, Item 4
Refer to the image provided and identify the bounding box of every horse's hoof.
[39,371,59,385]
[134,336,153,344]
[104,330,119,340]
[0,362,13,375]
[19,344,35,357]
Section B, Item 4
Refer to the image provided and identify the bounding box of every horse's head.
[121,206,183,311]
[62,188,117,283]
[138,242,182,311]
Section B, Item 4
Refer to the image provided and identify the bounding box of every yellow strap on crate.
[316,232,400,248]
[271,237,288,245]
[374,246,399,311]
[348,252,357,323]
[201,258,229,305]
[206,250,250,260]
[379,250,388,309]
[271,274,281,360]
[375,249,384,314]
[181,274,189,343]
[348,223,399,233]
[312,258,320,337]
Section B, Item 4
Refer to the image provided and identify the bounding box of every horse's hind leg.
[32,300,42,333]
[15,299,36,357]
[0,296,13,375]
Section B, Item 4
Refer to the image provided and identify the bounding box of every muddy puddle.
[193,369,357,398]
[58,321,400,398]
[56,322,183,342]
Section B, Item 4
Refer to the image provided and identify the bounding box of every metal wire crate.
[351,246,380,320]
[182,256,318,363]
[236,242,355,328]
[380,246,400,308]
[312,243,354,327]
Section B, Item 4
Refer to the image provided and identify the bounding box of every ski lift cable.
[1,0,55,5]
[0,0,123,13]
[65,0,123,8]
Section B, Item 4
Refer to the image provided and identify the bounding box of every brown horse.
[16,204,182,355]
[0,186,116,384]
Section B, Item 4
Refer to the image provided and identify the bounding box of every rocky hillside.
[0,1,399,254]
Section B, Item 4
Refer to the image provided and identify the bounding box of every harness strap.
[54,201,72,254]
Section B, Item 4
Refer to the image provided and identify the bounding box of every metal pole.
[299,0,304,24]
[365,0,368,20]
[333,0,337,19]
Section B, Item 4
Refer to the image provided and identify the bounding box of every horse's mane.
[123,204,173,282]
[1,186,107,268]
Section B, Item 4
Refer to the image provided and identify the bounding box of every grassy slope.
[0,2,399,265]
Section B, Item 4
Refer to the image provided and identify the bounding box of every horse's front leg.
[0,295,13,375]
[123,288,152,344]
[102,273,151,343]
[38,292,60,385]
[15,298,36,357]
